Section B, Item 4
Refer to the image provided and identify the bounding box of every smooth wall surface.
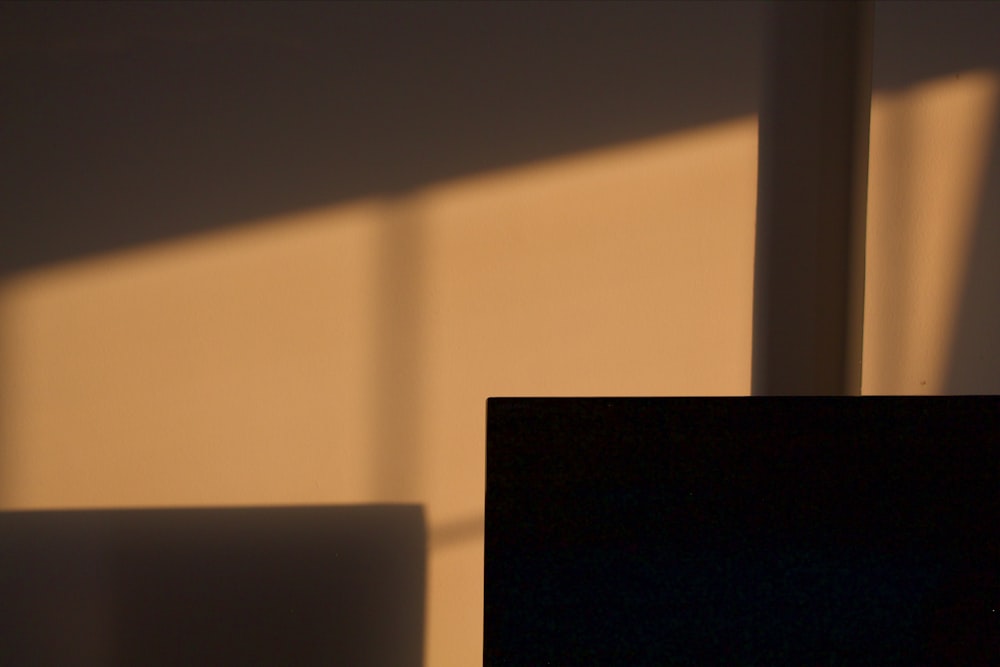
[7,2,999,663]
[864,1,1000,394]
[0,3,764,664]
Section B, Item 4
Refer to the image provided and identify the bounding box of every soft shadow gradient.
[0,1,765,274]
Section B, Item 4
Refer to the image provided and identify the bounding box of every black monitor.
[0,504,425,666]
[485,397,999,666]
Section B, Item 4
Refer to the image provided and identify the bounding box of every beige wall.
[863,1,1000,394]
[0,118,759,664]
[5,2,1000,664]
[0,4,765,664]
[865,71,999,393]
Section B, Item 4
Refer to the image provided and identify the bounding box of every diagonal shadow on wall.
[0,1,766,275]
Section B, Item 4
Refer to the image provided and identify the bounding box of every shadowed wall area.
[0,1,763,273]
[0,505,425,666]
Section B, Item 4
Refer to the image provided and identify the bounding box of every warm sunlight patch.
[0,114,759,667]
[864,70,1000,393]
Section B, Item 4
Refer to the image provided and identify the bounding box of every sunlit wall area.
[418,119,759,662]
[865,72,999,393]
[0,203,387,507]
[0,115,759,663]
[863,2,1000,394]
[0,119,760,504]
